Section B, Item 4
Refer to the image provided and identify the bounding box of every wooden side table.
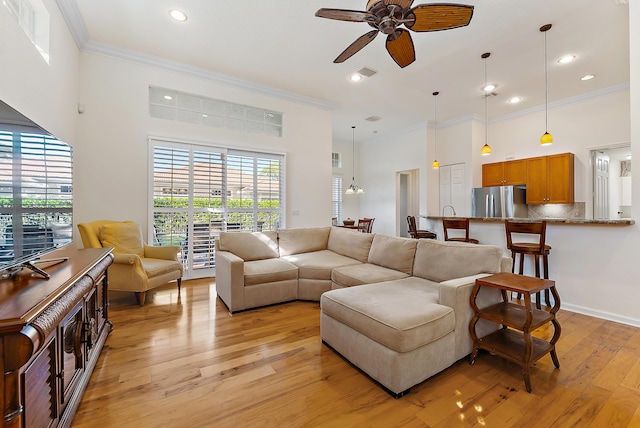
[469,272,561,392]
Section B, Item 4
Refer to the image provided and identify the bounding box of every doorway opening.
[397,169,419,237]
[591,144,631,220]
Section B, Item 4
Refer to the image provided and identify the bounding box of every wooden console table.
[0,247,113,428]
[469,272,561,392]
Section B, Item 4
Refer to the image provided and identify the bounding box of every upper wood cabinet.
[526,153,574,204]
[482,159,527,187]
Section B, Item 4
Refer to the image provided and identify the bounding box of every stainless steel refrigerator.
[471,185,528,218]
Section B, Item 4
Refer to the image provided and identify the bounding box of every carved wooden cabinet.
[526,153,575,204]
[482,159,527,187]
[0,247,113,428]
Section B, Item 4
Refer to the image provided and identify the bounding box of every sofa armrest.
[438,273,503,361]
[144,244,180,261]
[500,256,513,273]
[215,250,246,313]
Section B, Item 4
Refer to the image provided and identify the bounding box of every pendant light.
[540,24,553,145]
[345,126,364,194]
[481,52,492,156]
[431,91,440,169]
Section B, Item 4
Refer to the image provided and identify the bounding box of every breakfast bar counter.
[425,216,635,226]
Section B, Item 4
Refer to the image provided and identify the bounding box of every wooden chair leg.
[135,291,146,306]
[177,278,182,292]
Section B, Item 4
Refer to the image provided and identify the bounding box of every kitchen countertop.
[424,216,635,225]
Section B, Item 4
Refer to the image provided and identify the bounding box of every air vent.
[357,67,377,77]
[365,116,382,122]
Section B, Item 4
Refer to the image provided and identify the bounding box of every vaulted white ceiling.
[61,0,630,143]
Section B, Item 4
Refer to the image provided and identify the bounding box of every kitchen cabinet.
[526,153,574,204]
[482,159,527,187]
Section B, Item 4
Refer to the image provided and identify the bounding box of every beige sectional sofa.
[215,226,511,396]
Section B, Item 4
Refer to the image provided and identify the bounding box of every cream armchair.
[78,220,183,306]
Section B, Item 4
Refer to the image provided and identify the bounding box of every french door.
[149,138,284,279]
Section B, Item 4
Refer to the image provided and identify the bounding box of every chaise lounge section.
[215,226,511,396]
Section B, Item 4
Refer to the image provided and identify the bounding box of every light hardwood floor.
[72,279,640,428]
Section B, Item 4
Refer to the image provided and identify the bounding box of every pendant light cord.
[433,92,438,155]
[544,29,549,132]
[351,126,356,182]
[484,55,489,145]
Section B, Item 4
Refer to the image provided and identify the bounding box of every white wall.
[357,126,429,235]
[0,0,80,143]
[75,52,334,235]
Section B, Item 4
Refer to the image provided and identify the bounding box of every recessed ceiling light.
[169,9,188,22]
[508,97,522,104]
[483,84,496,92]
[581,74,595,81]
[163,95,173,100]
[557,55,576,64]
[350,74,362,82]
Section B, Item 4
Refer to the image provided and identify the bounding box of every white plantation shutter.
[0,130,72,258]
[332,176,343,222]
[150,139,284,279]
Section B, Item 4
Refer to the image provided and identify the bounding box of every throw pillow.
[99,222,145,256]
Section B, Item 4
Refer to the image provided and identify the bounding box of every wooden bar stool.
[505,220,552,308]
[442,218,479,244]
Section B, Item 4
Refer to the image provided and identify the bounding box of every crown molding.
[57,1,335,112]
[491,82,630,124]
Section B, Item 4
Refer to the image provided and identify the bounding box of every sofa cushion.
[327,227,375,262]
[321,278,452,353]
[99,222,144,256]
[243,258,298,286]
[412,239,503,283]
[218,232,279,261]
[331,263,409,288]
[282,250,361,280]
[367,235,417,275]
[278,227,331,256]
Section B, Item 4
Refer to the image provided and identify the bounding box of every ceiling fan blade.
[386,29,415,68]
[407,4,474,32]
[334,30,379,63]
[384,0,414,8]
[315,8,376,23]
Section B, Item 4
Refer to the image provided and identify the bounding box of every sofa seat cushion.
[282,250,361,280]
[331,263,409,288]
[321,279,454,353]
[243,258,298,286]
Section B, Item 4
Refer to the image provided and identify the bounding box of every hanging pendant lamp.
[431,91,440,169]
[540,24,553,145]
[346,126,364,194]
[481,52,492,156]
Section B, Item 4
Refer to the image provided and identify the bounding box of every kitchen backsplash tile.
[528,203,585,220]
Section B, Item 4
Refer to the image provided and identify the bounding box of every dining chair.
[357,218,374,233]
[442,218,479,244]
[407,216,436,239]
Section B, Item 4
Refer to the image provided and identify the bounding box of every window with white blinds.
[332,175,343,223]
[150,139,284,278]
[0,130,73,261]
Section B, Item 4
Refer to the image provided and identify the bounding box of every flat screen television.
[0,99,73,279]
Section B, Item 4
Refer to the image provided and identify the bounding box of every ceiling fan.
[315,1,474,68]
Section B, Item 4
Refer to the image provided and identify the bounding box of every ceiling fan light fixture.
[483,84,496,92]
